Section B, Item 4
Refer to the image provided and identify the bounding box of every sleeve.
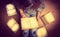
[37,0,45,12]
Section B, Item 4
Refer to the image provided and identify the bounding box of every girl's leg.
[30,29,37,37]
[23,30,29,37]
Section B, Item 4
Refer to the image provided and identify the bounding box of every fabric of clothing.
[23,29,37,37]
[24,8,37,17]
[24,0,45,17]
[37,0,45,12]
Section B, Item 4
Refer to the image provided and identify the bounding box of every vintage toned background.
[0,0,60,37]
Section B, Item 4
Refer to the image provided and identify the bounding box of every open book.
[21,17,39,30]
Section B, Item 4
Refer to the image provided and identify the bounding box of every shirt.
[24,0,45,17]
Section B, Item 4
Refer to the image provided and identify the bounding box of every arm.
[19,9,27,18]
[37,0,45,27]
